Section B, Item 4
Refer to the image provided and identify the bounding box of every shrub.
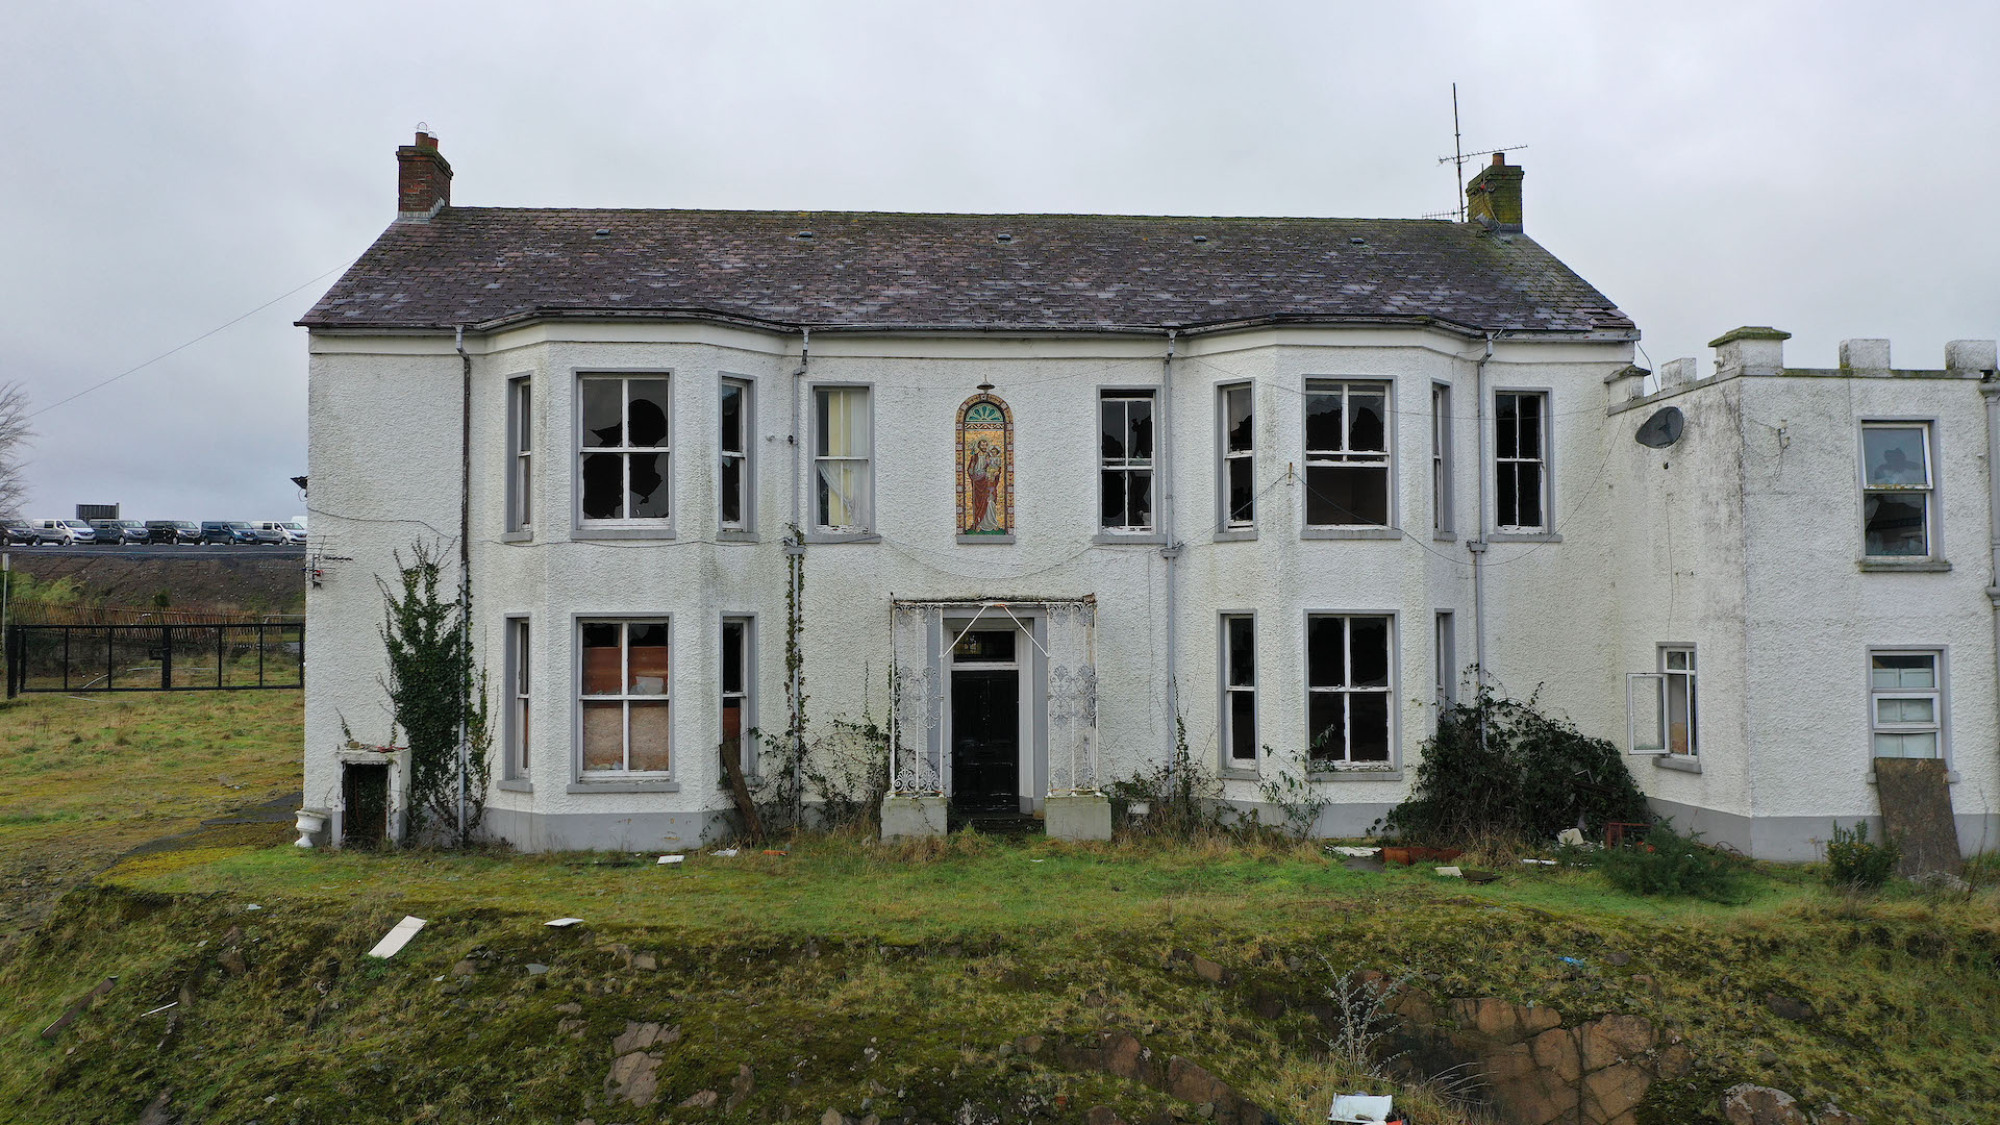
[1596,821,1748,903]
[1108,714,1232,840]
[1383,688,1651,846]
[1825,820,1900,889]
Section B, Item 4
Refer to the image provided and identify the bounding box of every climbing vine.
[378,540,489,846]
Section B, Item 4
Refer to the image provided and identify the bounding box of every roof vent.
[995,232,1013,243]
[1192,235,1208,243]
[1349,237,1366,246]
[593,228,611,239]
[795,230,814,240]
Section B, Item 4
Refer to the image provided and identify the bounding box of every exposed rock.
[451,960,478,977]
[1813,1103,1866,1124]
[726,1063,755,1111]
[602,943,633,967]
[1580,1014,1656,1070]
[218,949,249,977]
[678,1090,719,1109]
[1164,1057,1229,1107]
[138,1091,175,1125]
[611,1021,680,1054]
[558,1018,587,1038]
[1764,994,1814,1022]
[1656,1044,1697,1079]
[1388,986,1437,1024]
[1583,1062,1649,1123]
[1086,1107,1127,1125]
[1721,1084,1809,1125]
[555,1002,584,1015]
[954,1102,999,1125]
[820,1110,853,1125]
[1451,997,1564,1045]
[1014,1034,1046,1056]
[525,963,550,976]
[1190,955,1227,984]
[1528,1027,1581,1084]
[1101,1032,1152,1084]
[1605,951,1632,966]
[632,952,658,971]
[604,1051,662,1107]
[1911,870,1971,894]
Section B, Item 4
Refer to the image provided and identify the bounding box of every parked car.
[145,520,201,544]
[34,519,97,545]
[88,519,149,545]
[199,521,264,545]
[252,520,306,545]
[279,519,308,544]
[2,519,40,545]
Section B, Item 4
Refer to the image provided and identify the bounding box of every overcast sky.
[3,1,1994,520]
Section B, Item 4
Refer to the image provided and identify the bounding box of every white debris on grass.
[1557,828,1587,847]
[366,916,427,959]
[658,854,684,865]
[1433,866,1463,878]
[1521,858,1558,866]
[1328,846,1380,857]
[545,918,584,928]
[1329,1093,1394,1122]
[711,848,740,857]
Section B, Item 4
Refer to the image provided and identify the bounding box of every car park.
[145,520,201,544]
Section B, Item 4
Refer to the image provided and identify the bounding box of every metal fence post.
[161,624,173,690]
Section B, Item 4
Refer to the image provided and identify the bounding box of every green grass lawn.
[0,692,1997,1124]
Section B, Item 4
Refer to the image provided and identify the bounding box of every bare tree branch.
[0,383,33,520]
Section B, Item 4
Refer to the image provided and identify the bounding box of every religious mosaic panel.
[956,394,1014,537]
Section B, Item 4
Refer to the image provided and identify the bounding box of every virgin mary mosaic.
[956,394,1013,537]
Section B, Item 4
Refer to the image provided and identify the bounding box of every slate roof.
[298,208,1634,337]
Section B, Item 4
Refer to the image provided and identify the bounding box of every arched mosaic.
[956,393,1013,537]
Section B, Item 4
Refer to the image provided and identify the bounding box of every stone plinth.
[1046,794,1112,841]
[881,795,948,840]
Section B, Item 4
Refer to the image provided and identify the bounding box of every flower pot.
[1381,846,1415,866]
[294,808,329,848]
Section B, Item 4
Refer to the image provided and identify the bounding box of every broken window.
[1431,382,1453,533]
[1861,423,1933,557]
[1663,647,1697,756]
[722,618,751,776]
[1221,614,1257,767]
[1219,384,1254,529]
[1100,390,1155,531]
[1304,381,1390,527]
[579,620,671,775]
[1495,391,1547,531]
[1306,614,1393,767]
[508,376,532,531]
[815,387,872,531]
[1871,651,1941,759]
[507,618,530,777]
[721,378,750,530]
[1628,646,1697,756]
[579,375,671,522]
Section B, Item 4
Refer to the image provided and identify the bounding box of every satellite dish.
[1635,406,1685,449]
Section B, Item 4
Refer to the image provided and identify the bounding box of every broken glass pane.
[1125,472,1152,529]
[1305,389,1342,453]
[1514,464,1543,528]
[626,624,669,694]
[1100,398,1126,461]
[1225,386,1252,453]
[720,383,742,454]
[1307,617,1344,688]
[1126,398,1153,461]
[581,453,624,519]
[1307,693,1344,762]
[1863,426,1928,487]
[1349,392,1385,453]
[583,379,622,447]
[627,379,670,447]
[629,452,670,519]
[1516,395,1542,459]
[1864,494,1925,555]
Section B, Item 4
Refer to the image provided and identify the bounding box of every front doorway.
[950,627,1022,813]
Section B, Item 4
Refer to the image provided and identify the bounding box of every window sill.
[501,529,534,544]
[1653,755,1702,775]
[1092,532,1166,546]
[1858,558,1951,573]
[803,530,881,545]
[716,530,760,544]
[1866,768,1959,785]
[566,779,682,794]
[1302,527,1401,541]
[1309,767,1403,782]
[1489,531,1561,544]
[1212,528,1258,543]
[956,533,1016,546]
[573,526,676,541]
[1433,530,1458,543]
[1220,766,1261,781]
[496,778,534,793]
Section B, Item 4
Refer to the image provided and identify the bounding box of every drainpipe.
[1471,332,1495,747]
[1981,379,2000,817]
[454,325,472,840]
[1161,329,1182,770]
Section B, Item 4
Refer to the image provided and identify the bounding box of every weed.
[1322,962,1414,1076]
[1597,821,1749,903]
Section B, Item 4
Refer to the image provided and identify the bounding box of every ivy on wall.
[378,540,490,846]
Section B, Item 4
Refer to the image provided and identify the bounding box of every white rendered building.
[299,133,1997,859]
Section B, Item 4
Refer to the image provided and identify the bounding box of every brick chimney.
[1466,153,1524,231]
[396,130,452,221]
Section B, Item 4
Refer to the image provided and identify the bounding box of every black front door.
[951,670,1020,812]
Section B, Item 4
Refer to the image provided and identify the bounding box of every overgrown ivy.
[377,541,489,847]
[1383,687,1650,846]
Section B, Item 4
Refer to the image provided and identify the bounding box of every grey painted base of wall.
[481,805,732,853]
[1648,797,2000,862]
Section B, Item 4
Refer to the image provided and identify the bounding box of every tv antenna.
[1437,83,1526,222]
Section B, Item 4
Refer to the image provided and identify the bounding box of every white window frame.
[1303,379,1393,529]
[1869,648,1944,761]
[1219,613,1258,773]
[505,616,530,780]
[1218,383,1254,532]
[1431,381,1454,535]
[576,618,673,777]
[722,616,755,778]
[506,376,532,534]
[720,377,754,535]
[812,384,874,535]
[1100,389,1158,533]
[577,373,673,529]
[1859,420,1937,560]
[1305,613,1397,771]
[1494,390,1551,533]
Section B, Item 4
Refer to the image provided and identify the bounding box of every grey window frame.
[1661,645,1697,757]
[1099,388,1158,534]
[1304,612,1399,776]
[506,375,533,536]
[574,371,675,538]
[1431,381,1454,537]
[1493,389,1553,536]
[1219,613,1258,775]
[574,617,674,781]
[719,376,755,538]
[1859,419,1939,562]
[1868,647,1946,765]
[722,616,756,779]
[1434,611,1455,705]
[502,615,531,786]
[1303,379,1394,531]
[1217,383,1255,535]
[810,383,876,539]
